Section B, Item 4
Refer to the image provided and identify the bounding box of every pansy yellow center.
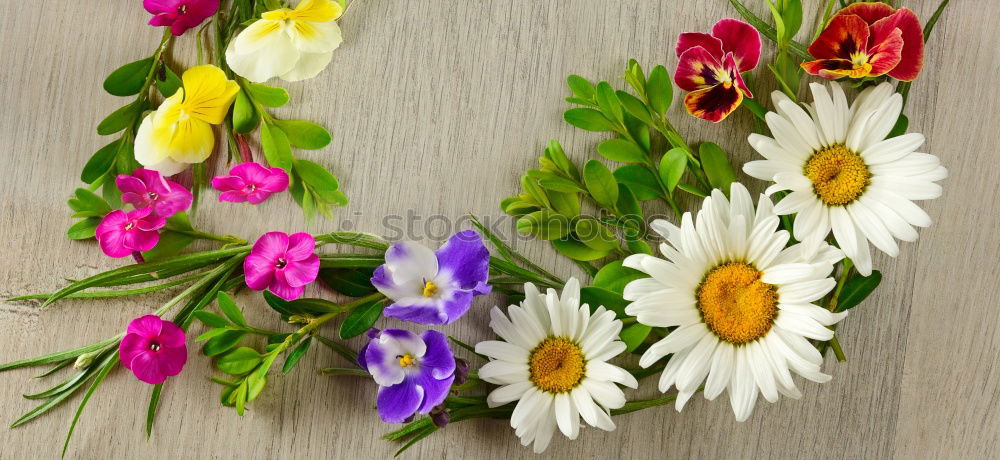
[529,337,585,393]
[398,354,415,368]
[422,281,438,297]
[696,262,778,345]
[805,144,871,206]
[846,52,874,78]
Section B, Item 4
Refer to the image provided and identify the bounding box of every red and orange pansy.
[674,19,761,123]
[802,2,924,81]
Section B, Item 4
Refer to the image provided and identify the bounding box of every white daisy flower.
[476,278,638,453]
[743,82,947,275]
[623,183,846,421]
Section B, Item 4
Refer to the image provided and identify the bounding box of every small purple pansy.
[119,315,188,385]
[371,230,491,326]
[116,168,193,218]
[244,232,320,301]
[358,329,456,423]
[95,207,166,258]
[211,162,289,205]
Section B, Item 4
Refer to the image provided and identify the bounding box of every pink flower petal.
[711,19,761,72]
[232,162,271,183]
[259,168,289,192]
[268,281,305,301]
[219,190,250,203]
[135,214,166,231]
[284,233,316,261]
[211,176,246,192]
[157,346,187,377]
[865,27,903,77]
[119,334,149,370]
[244,254,277,290]
[252,232,289,260]
[129,352,167,384]
[128,316,163,340]
[246,191,272,205]
[676,32,723,59]
[279,254,320,287]
[158,321,187,348]
[124,229,161,252]
[116,175,148,196]
[674,46,725,92]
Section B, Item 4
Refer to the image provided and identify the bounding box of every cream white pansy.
[743,82,947,275]
[134,65,239,175]
[225,0,343,83]
[624,183,846,422]
[476,278,638,453]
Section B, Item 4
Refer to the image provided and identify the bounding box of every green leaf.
[888,114,908,138]
[579,286,629,317]
[203,330,247,357]
[142,231,194,261]
[318,268,377,297]
[0,336,118,372]
[67,218,100,240]
[81,140,120,183]
[61,357,117,457]
[594,82,623,123]
[780,0,803,43]
[597,138,646,163]
[615,90,653,124]
[574,220,618,251]
[282,337,312,374]
[544,139,579,180]
[193,311,231,329]
[155,66,182,98]
[583,160,619,209]
[699,142,737,194]
[923,0,951,42]
[217,347,262,375]
[566,75,595,100]
[537,176,584,193]
[615,184,643,220]
[620,324,652,353]
[551,237,611,262]
[678,183,708,197]
[115,138,139,175]
[246,82,290,107]
[216,292,248,327]
[836,270,882,312]
[592,260,647,294]
[546,190,581,218]
[196,328,231,342]
[97,101,143,135]
[232,89,260,134]
[563,108,616,132]
[646,65,673,116]
[103,57,154,96]
[659,147,688,192]
[516,210,571,240]
[274,120,332,150]
[145,383,162,438]
[73,188,112,214]
[339,300,386,339]
[613,165,661,201]
[295,159,342,202]
[260,122,293,171]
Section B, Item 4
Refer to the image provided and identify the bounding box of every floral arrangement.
[2,0,951,457]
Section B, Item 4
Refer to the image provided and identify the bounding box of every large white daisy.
[476,278,638,453]
[623,183,846,421]
[743,82,947,275]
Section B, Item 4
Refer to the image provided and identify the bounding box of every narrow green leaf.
[193,311,231,328]
[247,82,290,107]
[646,65,673,116]
[537,176,585,193]
[780,0,803,43]
[216,347,262,375]
[339,300,386,339]
[620,324,652,353]
[195,328,231,342]
[699,142,737,193]
[232,89,260,134]
[145,383,162,438]
[583,160,619,208]
[728,0,811,60]
[678,183,708,197]
[81,140,120,183]
[282,337,312,374]
[836,270,882,312]
[62,356,117,457]
[216,292,248,326]
[579,286,629,317]
[551,236,611,262]
[615,90,653,124]
[659,147,688,192]
[0,337,117,373]
[563,108,616,132]
[142,231,195,261]
[97,101,143,135]
[888,114,908,138]
[260,122,292,171]
[103,57,154,96]
[274,120,332,150]
[923,0,950,42]
[597,138,646,163]
[295,159,341,201]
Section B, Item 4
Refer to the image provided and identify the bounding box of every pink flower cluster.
[96,169,191,258]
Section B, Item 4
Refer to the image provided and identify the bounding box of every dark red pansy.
[673,19,760,123]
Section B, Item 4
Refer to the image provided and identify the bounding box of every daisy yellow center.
[398,354,415,368]
[696,262,778,345]
[804,144,870,206]
[529,337,585,393]
[422,281,438,297]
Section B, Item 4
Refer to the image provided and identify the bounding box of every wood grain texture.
[1,0,997,458]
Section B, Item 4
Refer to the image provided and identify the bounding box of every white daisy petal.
[487,381,533,407]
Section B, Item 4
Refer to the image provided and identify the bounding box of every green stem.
[138,30,173,103]
[826,258,854,313]
[9,272,204,301]
[166,226,247,245]
[829,336,846,362]
[318,368,370,377]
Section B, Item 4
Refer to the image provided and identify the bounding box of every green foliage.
[836,270,882,312]
[103,57,154,96]
[232,89,260,133]
[339,299,386,339]
[699,142,737,194]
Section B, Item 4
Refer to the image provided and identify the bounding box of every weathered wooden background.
[1,0,997,458]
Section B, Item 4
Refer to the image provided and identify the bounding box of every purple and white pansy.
[371,230,491,325]
[358,329,457,423]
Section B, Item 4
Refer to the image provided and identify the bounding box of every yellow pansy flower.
[225,0,344,83]
[135,65,239,175]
